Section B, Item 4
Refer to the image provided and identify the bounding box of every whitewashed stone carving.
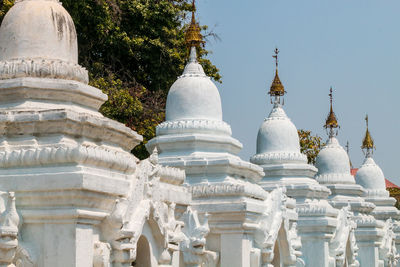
[93,242,111,267]
[380,219,399,267]
[0,58,89,84]
[191,178,268,200]
[179,207,218,267]
[0,192,35,267]
[0,192,19,266]
[14,245,35,267]
[253,188,303,266]
[157,119,232,136]
[329,205,359,267]
[99,149,187,267]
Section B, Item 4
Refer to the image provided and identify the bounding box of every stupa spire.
[361,114,375,157]
[346,141,353,169]
[324,87,339,138]
[184,0,204,50]
[269,48,286,106]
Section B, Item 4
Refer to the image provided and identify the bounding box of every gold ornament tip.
[184,9,204,48]
[361,117,375,150]
[324,87,339,129]
[324,111,339,129]
[269,70,285,96]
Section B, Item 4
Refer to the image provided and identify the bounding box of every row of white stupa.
[0,0,396,266]
[146,42,400,266]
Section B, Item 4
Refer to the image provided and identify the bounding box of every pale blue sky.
[196,0,400,184]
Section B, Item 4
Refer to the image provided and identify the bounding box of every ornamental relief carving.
[157,119,232,136]
[0,58,88,84]
[253,188,304,266]
[179,207,219,267]
[380,219,400,267]
[0,143,136,174]
[0,192,35,267]
[97,149,211,267]
[329,205,359,267]
[250,151,307,165]
[191,178,268,200]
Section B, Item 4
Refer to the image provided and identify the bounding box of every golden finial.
[324,87,339,137]
[269,48,286,97]
[185,0,204,48]
[362,115,375,153]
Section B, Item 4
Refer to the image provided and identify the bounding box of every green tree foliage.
[298,129,325,165]
[0,0,221,159]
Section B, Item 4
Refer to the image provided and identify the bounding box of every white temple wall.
[220,234,252,267]
[301,237,330,267]
[357,243,381,267]
[21,223,94,267]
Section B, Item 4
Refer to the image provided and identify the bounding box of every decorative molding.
[296,200,338,217]
[250,151,307,165]
[315,173,356,185]
[0,59,88,84]
[157,119,232,136]
[191,178,268,200]
[354,214,379,226]
[0,109,142,151]
[364,189,389,198]
[0,143,136,173]
[159,166,186,185]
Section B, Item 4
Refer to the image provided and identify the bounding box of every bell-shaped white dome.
[256,105,300,154]
[165,48,222,121]
[0,0,88,83]
[0,0,78,63]
[356,157,386,190]
[251,103,307,165]
[315,137,355,184]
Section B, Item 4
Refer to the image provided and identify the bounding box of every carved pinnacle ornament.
[184,0,204,48]
[362,115,375,156]
[269,48,286,97]
[324,87,339,137]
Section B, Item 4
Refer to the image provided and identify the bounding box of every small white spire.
[189,46,197,63]
[181,46,206,77]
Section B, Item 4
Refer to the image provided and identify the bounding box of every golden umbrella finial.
[268,48,286,104]
[185,0,204,49]
[324,87,339,137]
[362,115,375,155]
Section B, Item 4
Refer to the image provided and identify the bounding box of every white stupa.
[355,116,400,265]
[315,89,374,210]
[147,12,303,265]
[250,50,342,267]
[147,46,262,182]
[315,89,384,267]
[0,0,87,83]
[0,0,143,265]
[355,116,399,219]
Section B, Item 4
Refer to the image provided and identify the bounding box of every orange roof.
[351,168,400,189]
[351,168,358,176]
